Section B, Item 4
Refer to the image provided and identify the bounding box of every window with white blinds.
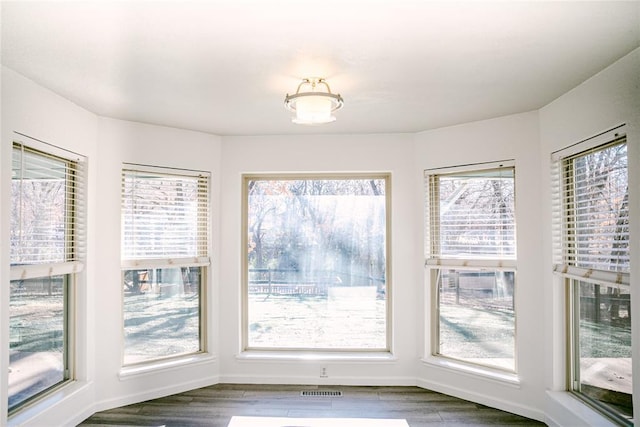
[555,137,629,274]
[425,161,517,372]
[120,164,210,365]
[121,166,209,264]
[552,127,633,424]
[425,161,516,263]
[9,138,85,411]
[11,142,86,278]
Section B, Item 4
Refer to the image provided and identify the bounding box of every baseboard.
[91,374,219,414]
[218,374,416,387]
[64,407,97,427]
[415,377,545,422]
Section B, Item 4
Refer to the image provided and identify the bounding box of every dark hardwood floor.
[79,384,546,427]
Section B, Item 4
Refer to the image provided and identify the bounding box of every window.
[553,130,632,424]
[425,161,516,371]
[9,140,85,412]
[243,175,390,351]
[121,165,209,365]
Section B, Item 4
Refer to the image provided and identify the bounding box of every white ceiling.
[2,1,639,136]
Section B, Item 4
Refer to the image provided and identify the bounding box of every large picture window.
[243,175,390,351]
[9,140,85,411]
[425,161,516,371]
[553,130,632,425]
[121,165,210,365]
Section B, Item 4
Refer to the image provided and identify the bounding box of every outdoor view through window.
[244,176,389,350]
[121,167,209,365]
[426,163,516,371]
[9,142,83,410]
[557,137,632,423]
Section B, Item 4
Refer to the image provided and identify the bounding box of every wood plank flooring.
[79,384,546,427]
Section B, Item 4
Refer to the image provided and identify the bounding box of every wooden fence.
[248,268,384,296]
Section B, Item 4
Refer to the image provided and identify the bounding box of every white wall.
[413,111,545,421]
[92,118,222,412]
[218,134,420,385]
[539,47,640,426]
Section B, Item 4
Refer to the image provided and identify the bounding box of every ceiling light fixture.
[284,78,344,125]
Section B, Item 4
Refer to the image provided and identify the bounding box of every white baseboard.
[91,374,219,414]
[218,374,416,387]
[415,377,545,423]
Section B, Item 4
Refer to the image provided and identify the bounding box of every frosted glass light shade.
[293,95,335,124]
[285,78,343,125]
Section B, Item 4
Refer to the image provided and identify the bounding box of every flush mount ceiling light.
[284,78,344,125]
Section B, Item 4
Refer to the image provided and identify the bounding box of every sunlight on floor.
[228,416,409,427]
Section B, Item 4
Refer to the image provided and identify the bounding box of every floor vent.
[301,390,342,397]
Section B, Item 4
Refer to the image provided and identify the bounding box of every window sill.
[8,380,92,426]
[119,353,216,381]
[237,350,397,363]
[421,356,520,387]
[546,390,619,427]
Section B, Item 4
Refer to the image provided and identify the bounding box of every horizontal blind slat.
[552,263,629,287]
[426,258,517,270]
[10,261,84,281]
[121,257,210,270]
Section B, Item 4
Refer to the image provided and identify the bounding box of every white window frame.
[9,136,86,413]
[120,163,210,366]
[425,160,517,373]
[552,125,632,425]
[241,173,392,353]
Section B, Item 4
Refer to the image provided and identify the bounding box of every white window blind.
[121,166,209,261]
[553,133,629,283]
[11,142,86,268]
[426,162,516,261]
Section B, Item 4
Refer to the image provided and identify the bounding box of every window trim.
[120,163,211,367]
[425,160,518,373]
[564,275,633,427]
[552,126,632,426]
[9,136,86,414]
[550,123,626,162]
[241,172,392,353]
